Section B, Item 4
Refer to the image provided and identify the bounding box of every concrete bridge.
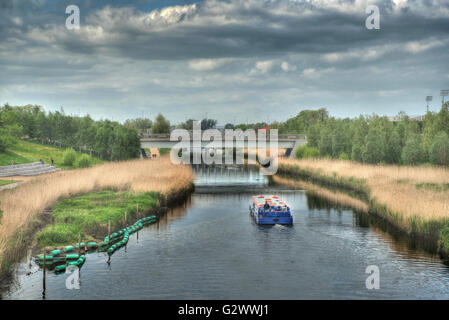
[140,133,306,158]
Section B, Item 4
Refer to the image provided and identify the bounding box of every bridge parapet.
[142,132,306,141]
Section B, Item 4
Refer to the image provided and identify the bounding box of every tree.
[178,119,195,130]
[362,127,385,164]
[0,106,23,152]
[75,115,95,149]
[95,121,113,159]
[422,112,439,162]
[0,104,141,161]
[401,134,424,165]
[201,118,217,130]
[350,116,368,162]
[124,118,152,133]
[384,130,401,164]
[224,123,234,129]
[318,126,333,157]
[351,140,364,162]
[151,114,170,134]
[430,131,449,166]
[436,102,449,135]
[36,111,53,141]
[306,124,320,148]
[283,108,328,133]
[332,122,350,158]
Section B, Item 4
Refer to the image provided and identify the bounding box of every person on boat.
[263,201,270,211]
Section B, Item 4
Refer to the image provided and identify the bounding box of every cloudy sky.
[1,0,448,124]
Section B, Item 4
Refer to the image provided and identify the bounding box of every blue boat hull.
[250,206,293,225]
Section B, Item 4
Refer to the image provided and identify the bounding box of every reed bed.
[0,157,193,277]
[278,158,449,232]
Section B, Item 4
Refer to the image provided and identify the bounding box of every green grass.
[36,189,161,247]
[0,140,103,169]
[0,180,19,187]
[159,148,170,156]
[415,182,449,192]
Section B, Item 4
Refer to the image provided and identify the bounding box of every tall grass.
[279,158,449,225]
[0,157,193,278]
[278,158,449,252]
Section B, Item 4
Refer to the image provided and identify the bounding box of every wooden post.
[78,233,81,255]
[107,219,111,265]
[124,210,127,225]
[137,204,139,218]
[42,253,46,298]
[107,220,111,252]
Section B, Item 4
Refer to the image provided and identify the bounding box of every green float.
[36,214,158,274]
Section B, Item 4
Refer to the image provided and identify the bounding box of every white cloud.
[188,59,230,71]
[302,67,335,79]
[404,40,444,54]
[250,60,297,74]
[281,61,297,72]
[251,60,276,74]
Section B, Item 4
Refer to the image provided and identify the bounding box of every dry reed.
[279,158,449,227]
[0,157,193,275]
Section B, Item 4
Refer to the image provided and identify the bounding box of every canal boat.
[249,195,293,225]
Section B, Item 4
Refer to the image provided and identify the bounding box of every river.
[3,164,449,299]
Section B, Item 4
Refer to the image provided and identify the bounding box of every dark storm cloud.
[0,0,448,122]
[7,0,446,61]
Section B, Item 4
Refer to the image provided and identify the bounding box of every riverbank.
[277,158,449,258]
[0,140,102,169]
[0,180,18,187]
[0,157,194,281]
[37,190,159,248]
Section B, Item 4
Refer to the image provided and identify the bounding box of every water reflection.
[305,191,443,264]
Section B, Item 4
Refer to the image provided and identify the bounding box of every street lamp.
[426,96,432,112]
[441,90,449,104]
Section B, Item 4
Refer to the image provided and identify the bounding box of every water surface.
[3,165,449,299]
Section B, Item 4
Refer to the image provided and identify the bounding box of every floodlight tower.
[441,90,449,104]
[426,96,432,113]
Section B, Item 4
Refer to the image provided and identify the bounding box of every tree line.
[272,104,449,166]
[132,106,449,167]
[0,104,141,160]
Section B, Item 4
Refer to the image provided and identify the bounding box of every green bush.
[338,152,349,160]
[440,226,449,252]
[304,146,320,158]
[159,148,170,156]
[62,148,77,166]
[77,154,92,168]
[296,145,320,159]
[295,145,306,158]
